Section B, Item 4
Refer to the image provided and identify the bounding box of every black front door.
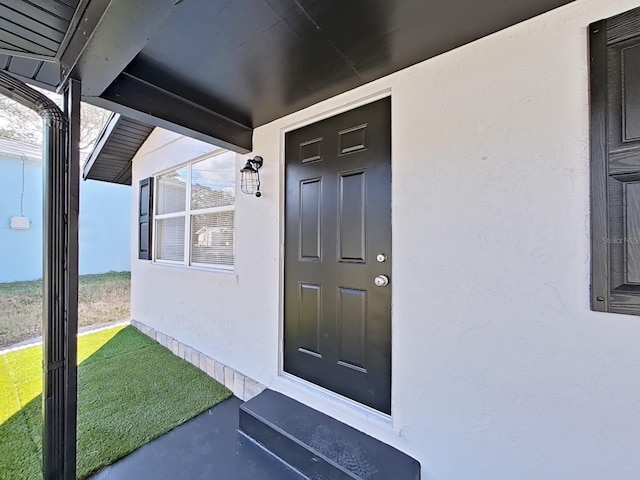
[284,98,392,414]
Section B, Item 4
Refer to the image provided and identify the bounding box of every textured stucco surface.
[132,0,640,478]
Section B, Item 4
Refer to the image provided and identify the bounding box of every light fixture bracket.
[242,156,263,171]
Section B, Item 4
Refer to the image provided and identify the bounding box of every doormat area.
[0,325,232,479]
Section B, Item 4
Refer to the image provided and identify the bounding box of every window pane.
[191,152,236,210]
[191,211,234,266]
[156,217,185,261]
[157,168,188,214]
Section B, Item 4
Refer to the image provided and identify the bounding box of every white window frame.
[152,152,236,271]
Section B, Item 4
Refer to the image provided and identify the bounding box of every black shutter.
[138,177,154,260]
[591,8,640,315]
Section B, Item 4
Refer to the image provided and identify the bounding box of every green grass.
[0,272,131,349]
[0,325,232,479]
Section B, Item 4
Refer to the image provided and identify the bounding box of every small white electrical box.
[10,216,30,230]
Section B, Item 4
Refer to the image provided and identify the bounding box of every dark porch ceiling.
[1,0,575,157]
[123,0,575,129]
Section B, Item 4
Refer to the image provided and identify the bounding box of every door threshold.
[273,372,395,429]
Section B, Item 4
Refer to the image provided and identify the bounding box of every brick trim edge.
[131,319,266,401]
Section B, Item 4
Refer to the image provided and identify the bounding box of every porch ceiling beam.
[58,0,179,96]
[85,72,253,153]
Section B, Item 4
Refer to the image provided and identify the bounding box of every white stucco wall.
[131,0,640,478]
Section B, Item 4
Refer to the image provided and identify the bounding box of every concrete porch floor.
[90,396,304,480]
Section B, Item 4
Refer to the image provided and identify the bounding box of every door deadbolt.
[376,253,387,263]
[374,275,389,287]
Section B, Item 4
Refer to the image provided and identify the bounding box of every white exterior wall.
[131,0,640,478]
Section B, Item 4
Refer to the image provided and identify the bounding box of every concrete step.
[239,390,420,480]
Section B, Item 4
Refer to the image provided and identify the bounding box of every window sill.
[148,260,236,277]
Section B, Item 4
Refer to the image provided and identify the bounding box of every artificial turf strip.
[0,325,232,479]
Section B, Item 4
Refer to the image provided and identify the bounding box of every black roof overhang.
[82,113,154,185]
[2,0,576,155]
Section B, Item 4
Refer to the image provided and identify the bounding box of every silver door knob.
[374,275,389,287]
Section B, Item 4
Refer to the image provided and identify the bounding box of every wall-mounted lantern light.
[240,156,263,197]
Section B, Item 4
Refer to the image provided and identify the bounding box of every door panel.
[284,97,392,414]
[299,178,322,261]
[338,170,366,262]
[337,287,367,372]
[298,282,322,356]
